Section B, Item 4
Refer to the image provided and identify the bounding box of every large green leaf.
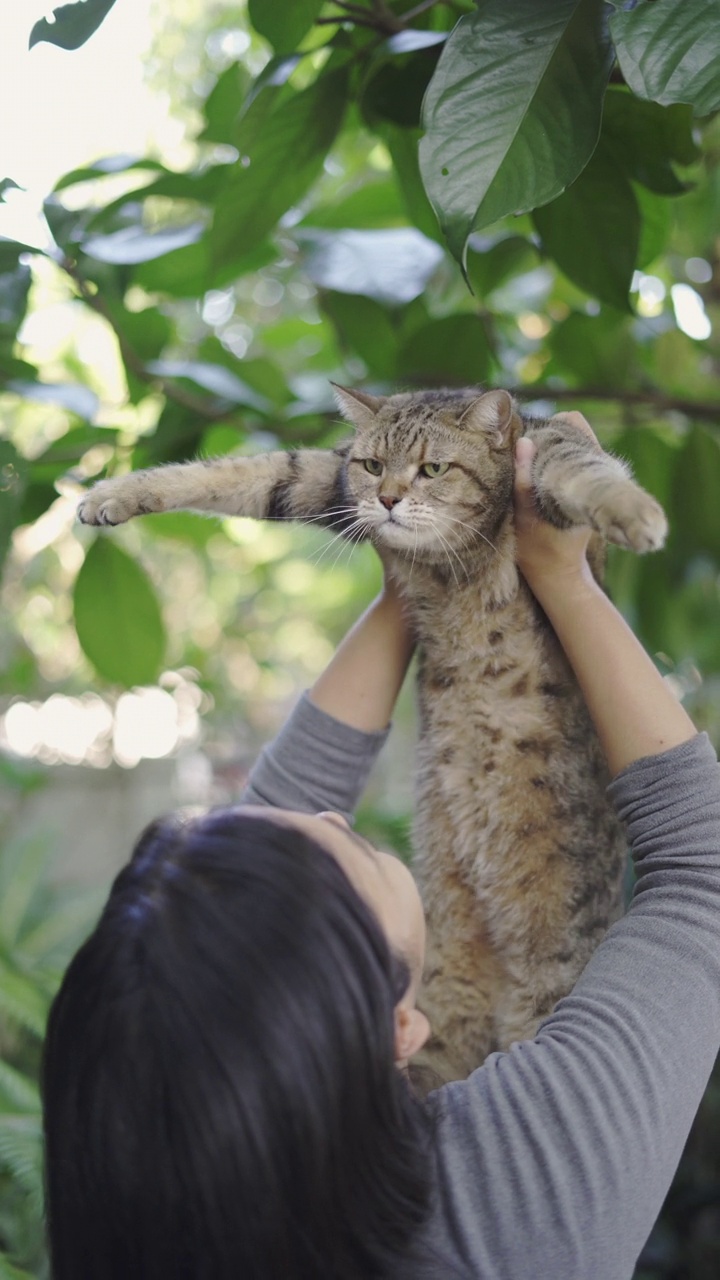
[248,0,324,52]
[199,63,252,146]
[297,226,443,304]
[321,292,398,379]
[610,0,720,117]
[212,69,348,268]
[547,310,634,387]
[301,180,406,231]
[29,0,118,50]
[419,0,614,263]
[397,314,494,385]
[380,125,442,243]
[532,144,640,310]
[671,427,720,562]
[362,36,444,128]
[601,90,699,195]
[82,222,205,265]
[73,538,166,686]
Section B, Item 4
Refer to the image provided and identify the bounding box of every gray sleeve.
[430,733,720,1280]
[238,691,391,823]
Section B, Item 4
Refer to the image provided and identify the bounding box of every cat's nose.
[379,495,401,510]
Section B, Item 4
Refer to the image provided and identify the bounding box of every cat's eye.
[364,459,384,476]
[420,462,450,478]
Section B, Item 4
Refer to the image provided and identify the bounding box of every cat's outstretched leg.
[527,417,667,553]
[77,449,350,530]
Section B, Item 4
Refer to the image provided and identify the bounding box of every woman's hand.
[513,413,598,591]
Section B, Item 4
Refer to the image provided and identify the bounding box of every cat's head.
[332,385,523,565]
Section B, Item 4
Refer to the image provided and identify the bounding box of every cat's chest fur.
[382,519,624,1077]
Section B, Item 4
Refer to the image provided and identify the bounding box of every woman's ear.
[394,1005,430,1066]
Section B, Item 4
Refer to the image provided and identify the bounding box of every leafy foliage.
[29,0,119,52]
[3,1,720,1273]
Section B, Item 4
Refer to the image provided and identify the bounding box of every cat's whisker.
[327,521,369,574]
[307,517,369,570]
[429,517,474,585]
[439,511,499,556]
[262,507,360,528]
[426,518,464,588]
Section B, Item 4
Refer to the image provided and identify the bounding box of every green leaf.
[671,427,720,562]
[301,181,406,230]
[0,443,28,578]
[362,40,444,128]
[133,235,276,298]
[466,236,538,300]
[54,155,167,192]
[602,90,699,196]
[6,381,98,420]
[296,228,444,304]
[321,292,398,378]
[83,222,205,265]
[380,125,442,243]
[0,1251,37,1280]
[634,183,672,270]
[547,310,634,386]
[532,144,640,310]
[419,0,614,263]
[73,538,166,686]
[0,1113,43,1196]
[0,239,44,271]
[610,0,720,117]
[0,1063,40,1115]
[248,0,324,51]
[0,264,31,341]
[199,63,251,146]
[397,314,494,385]
[29,0,118,50]
[211,70,349,267]
[0,960,48,1038]
[0,180,21,204]
[145,361,271,412]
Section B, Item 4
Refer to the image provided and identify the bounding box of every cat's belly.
[409,586,626,995]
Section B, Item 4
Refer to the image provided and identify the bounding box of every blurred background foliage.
[1,0,720,1274]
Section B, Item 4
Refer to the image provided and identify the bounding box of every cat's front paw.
[77,478,160,526]
[593,489,668,553]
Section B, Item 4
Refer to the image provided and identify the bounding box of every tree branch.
[320,0,427,35]
[510,385,720,426]
[61,256,233,422]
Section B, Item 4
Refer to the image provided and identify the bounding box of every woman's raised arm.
[239,575,415,819]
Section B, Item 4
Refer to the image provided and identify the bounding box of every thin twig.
[403,0,441,21]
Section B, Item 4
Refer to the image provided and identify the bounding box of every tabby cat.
[78,386,667,1081]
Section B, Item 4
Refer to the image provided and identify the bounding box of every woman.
[43,425,720,1279]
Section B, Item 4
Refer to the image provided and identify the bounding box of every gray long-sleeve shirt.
[242,693,720,1279]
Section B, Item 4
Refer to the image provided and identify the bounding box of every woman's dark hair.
[42,809,434,1279]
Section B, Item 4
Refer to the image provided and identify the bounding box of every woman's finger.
[514,436,536,496]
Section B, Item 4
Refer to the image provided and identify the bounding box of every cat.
[78,386,667,1081]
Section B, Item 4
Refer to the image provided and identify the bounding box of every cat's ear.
[459,389,515,447]
[331,383,386,430]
